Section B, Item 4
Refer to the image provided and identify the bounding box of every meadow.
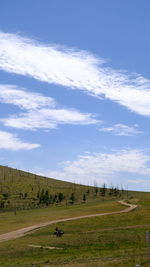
[0,166,150,267]
[0,165,111,211]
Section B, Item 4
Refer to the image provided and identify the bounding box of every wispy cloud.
[0,84,56,110]
[2,108,97,130]
[0,130,40,150]
[127,179,150,186]
[42,149,150,186]
[99,123,142,136]
[0,84,98,130]
[1,32,150,116]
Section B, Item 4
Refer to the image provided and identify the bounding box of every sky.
[0,0,150,191]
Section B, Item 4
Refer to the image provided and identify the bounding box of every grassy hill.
[0,165,89,210]
[0,193,150,267]
[0,165,123,211]
[1,165,149,266]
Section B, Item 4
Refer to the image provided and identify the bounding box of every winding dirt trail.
[0,200,137,243]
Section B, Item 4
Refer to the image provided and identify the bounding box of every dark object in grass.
[54,227,64,237]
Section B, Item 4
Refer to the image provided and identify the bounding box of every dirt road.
[0,200,137,242]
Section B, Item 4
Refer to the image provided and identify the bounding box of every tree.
[70,192,75,204]
[39,189,45,204]
[37,190,40,199]
[24,192,28,198]
[44,190,50,205]
[53,194,58,203]
[113,187,119,197]
[58,192,65,203]
[101,184,106,197]
[0,200,4,208]
[49,194,53,204]
[95,187,98,195]
[2,192,9,200]
[83,193,86,202]
[86,189,90,195]
[94,181,98,195]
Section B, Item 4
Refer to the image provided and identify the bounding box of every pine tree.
[83,193,86,202]
[44,190,50,205]
[58,192,65,203]
[70,192,75,204]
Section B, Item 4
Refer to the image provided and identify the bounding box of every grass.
[0,165,89,209]
[0,200,123,234]
[0,166,150,266]
[0,195,150,266]
[0,165,120,211]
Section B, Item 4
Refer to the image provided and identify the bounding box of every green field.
[0,200,124,235]
[0,166,150,267]
[0,165,115,211]
[0,195,150,266]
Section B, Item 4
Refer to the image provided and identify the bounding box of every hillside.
[0,191,150,266]
[0,165,87,210]
[0,166,150,266]
[0,165,124,211]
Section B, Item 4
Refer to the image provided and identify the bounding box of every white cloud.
[2,108,97,130]
[1,32,150,116]
[127,179,150,186]
[0,84,98,130]
[0,130,40,150]
[43,149,150,186]
[0,32,101,90]
[99,123,142,136]
[0,84,56,110]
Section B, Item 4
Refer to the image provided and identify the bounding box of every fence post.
[146,231,150,262]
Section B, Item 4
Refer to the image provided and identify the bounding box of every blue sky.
[0,0,150,191]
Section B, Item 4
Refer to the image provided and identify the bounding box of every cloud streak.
[0,130,40,150]
[2,108,97,130]
[44,149,150,186]
[99,123,142,136]
[0,84,98,130]
[0,84,56,110]
[1,32,150,116]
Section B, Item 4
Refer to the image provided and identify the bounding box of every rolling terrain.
[0,166,149,267]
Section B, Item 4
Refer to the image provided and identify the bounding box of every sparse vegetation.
[0,195,150,267]
[0,165,150,266]
[0,165,125,212]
